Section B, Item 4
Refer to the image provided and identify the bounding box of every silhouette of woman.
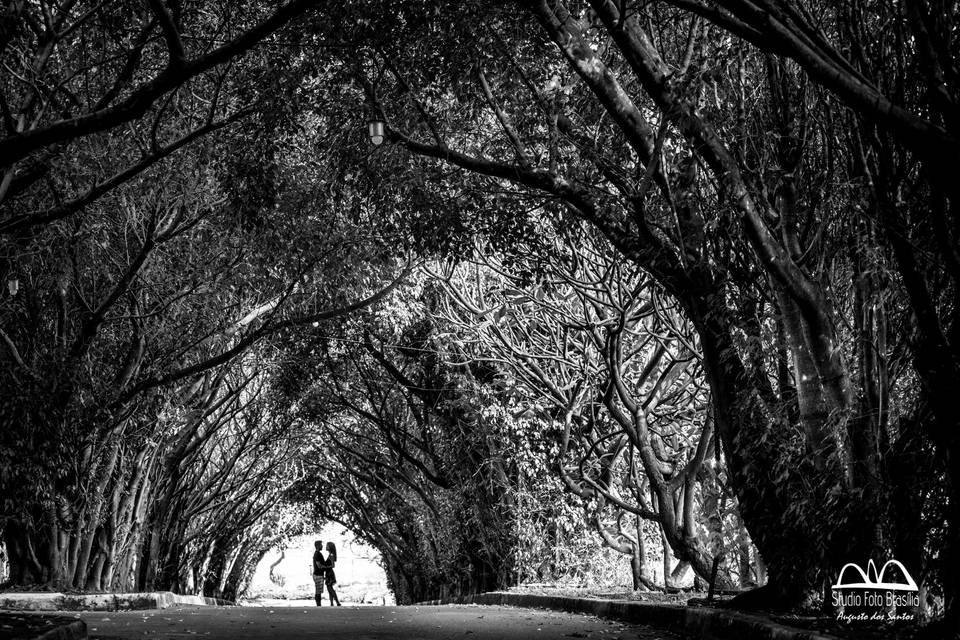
[321,541,341,606]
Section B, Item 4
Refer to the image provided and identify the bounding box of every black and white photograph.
[0,1,957,639]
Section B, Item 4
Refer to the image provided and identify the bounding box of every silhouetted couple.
[312,540,341,606]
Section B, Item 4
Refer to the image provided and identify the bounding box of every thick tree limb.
[111,262,413,407]
[0,0,315,166]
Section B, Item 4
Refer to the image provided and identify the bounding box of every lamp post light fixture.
[7,278,19,296]
[368,119,385,146]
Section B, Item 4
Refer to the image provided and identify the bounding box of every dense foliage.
[1,1,957,635]
[0,0,403,595]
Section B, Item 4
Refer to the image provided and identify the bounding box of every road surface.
[80,604,680,639]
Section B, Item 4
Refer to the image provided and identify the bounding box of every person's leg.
[327,582,340,606]
[314,575,324,606]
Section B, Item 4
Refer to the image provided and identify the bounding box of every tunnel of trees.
[0,0,957,635]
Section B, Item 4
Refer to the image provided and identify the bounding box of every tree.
[432,222,751,591]
[675,2,959,625]
[0,0,318,233]
[283,278,643,601]
[0,46,408,588]
[326,0,940,618]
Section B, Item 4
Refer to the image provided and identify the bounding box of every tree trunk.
[690,294,849,608]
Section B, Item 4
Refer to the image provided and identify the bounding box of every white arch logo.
[832,559,918,592]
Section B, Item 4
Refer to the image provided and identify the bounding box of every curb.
[416,592,839,640]
[0,592,235,612]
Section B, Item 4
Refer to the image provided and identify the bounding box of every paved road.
[80,604,680,639]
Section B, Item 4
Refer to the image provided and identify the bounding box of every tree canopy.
[1,0,957,634]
